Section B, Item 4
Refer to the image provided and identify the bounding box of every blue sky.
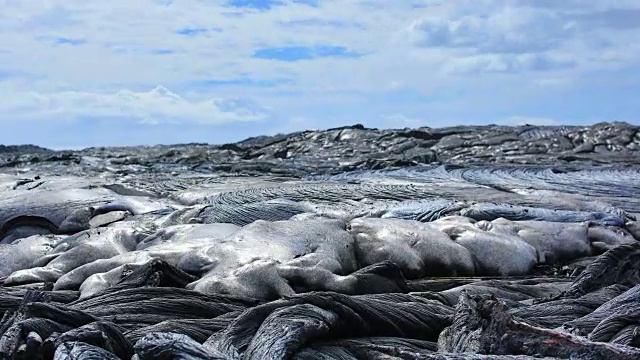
[1,0,639,148]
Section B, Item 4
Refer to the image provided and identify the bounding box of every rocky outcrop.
[2,122,639,176]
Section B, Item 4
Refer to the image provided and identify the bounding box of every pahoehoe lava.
[1,122,640,359]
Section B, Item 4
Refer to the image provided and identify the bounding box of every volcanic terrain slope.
[0,122,640,359]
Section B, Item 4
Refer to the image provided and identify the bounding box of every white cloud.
[409,7,574,54]
[441,53,576,75]
[407,1,640,76]
[0,0,638,138]
[0,86,269,124]
[0,3,636,88]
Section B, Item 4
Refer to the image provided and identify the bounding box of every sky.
[1,0,639,148]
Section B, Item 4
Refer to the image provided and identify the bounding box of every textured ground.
[2,121,639,177]
[1,122,640,359]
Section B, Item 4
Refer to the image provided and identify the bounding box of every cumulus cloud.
[0,86,269,125]
[410,7,574,54]
[408,2,640,76]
